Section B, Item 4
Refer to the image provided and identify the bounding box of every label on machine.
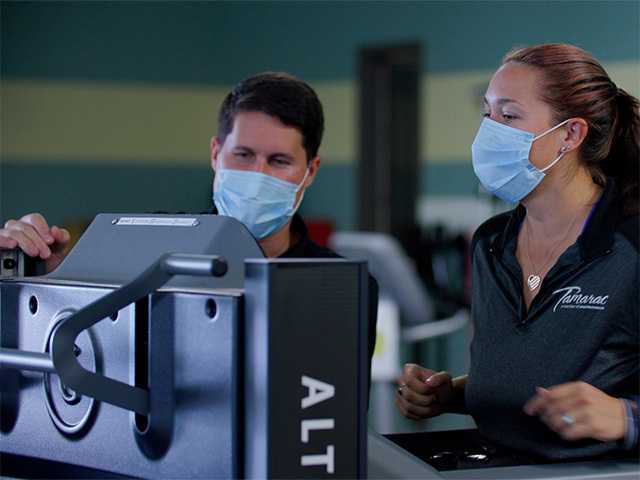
[113,217,200,227]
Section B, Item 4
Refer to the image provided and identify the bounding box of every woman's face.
[483,62,567,171]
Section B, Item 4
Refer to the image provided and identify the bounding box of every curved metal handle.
[401,309,469,343]
[1,253,227,415]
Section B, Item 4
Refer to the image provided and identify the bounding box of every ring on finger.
[560,414,575,426]
[397,383,407,395]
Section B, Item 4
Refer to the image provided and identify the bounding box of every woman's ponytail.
[607,88,640,215]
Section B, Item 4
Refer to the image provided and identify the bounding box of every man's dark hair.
[217,72,324,162]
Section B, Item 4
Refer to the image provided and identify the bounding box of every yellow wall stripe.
[1,81,226,164]
[2,61,637,166]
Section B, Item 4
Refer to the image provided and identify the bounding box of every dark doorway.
[358,43,421,243]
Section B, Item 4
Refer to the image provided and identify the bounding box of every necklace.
[523,209,583,291]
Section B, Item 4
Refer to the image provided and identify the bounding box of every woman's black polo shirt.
[466,180,639,460]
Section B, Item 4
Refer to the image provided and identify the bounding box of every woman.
[396,44,639,460]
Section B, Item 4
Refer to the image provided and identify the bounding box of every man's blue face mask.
[213,164,309,240]
[471,118,570,204]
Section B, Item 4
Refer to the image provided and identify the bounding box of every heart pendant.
[527,275,541,291]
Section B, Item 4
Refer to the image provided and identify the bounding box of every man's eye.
[272,158,291,166]
[234,152,250,159]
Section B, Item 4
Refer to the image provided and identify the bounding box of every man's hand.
[524,381,626,442]
[395,363,454,421]
[0,213,71,273]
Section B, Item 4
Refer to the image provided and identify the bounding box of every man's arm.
[0,213,71,273]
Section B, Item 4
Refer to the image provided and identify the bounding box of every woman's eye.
[481,112,490,118]
[502,113,517,121]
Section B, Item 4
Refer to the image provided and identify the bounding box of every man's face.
[211,111,320,200]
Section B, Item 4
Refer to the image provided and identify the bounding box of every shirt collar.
[211,206,309,258]
[491,179,621,261]
[280,213,310,258]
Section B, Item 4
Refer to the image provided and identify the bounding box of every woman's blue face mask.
[471,118,570,203]
[213,165,309,240]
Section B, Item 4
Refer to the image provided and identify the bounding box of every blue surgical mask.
[213,167,309,239]
[471,118,570,203]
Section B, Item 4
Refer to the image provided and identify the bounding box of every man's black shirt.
[208,209,379,395]
[283,214,379,383]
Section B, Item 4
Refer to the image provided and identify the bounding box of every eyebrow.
[234,145,295,161]
[483,97,524,107]
[233,145,254,152]
[268,153,295,161]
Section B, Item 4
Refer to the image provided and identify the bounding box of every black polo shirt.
[287,214,379,351]
[276,214,379,392]
[210,210,379,395]
[466,180,639,460]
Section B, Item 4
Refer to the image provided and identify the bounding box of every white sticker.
[114,217,199,227]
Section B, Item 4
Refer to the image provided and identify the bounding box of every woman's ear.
[562,118,589,153]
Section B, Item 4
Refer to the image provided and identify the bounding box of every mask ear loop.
[213,155,225,193]
[540,145,570,173]
[533,119,572,173]
[532,118,571,141]
[292,168,311,212]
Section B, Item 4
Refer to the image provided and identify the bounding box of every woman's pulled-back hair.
[503,43,639,215]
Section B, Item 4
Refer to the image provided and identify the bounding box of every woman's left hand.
[523,381,626,442]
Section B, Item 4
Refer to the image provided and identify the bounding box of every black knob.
[3,258,16,269]
[211,258,228,277]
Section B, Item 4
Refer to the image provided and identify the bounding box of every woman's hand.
[395,363,455,421]
[523,381,626,442]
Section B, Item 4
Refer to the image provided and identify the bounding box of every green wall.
[3,1,637,82]
[2,1,638,227]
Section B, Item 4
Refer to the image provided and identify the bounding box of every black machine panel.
[244,259,369,478]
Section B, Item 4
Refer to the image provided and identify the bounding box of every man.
[0,72,378,385]
[211,72,328,258]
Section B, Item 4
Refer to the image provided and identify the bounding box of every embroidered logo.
[552,286,609,312]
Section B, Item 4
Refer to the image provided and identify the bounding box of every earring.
[561,146,569,153]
